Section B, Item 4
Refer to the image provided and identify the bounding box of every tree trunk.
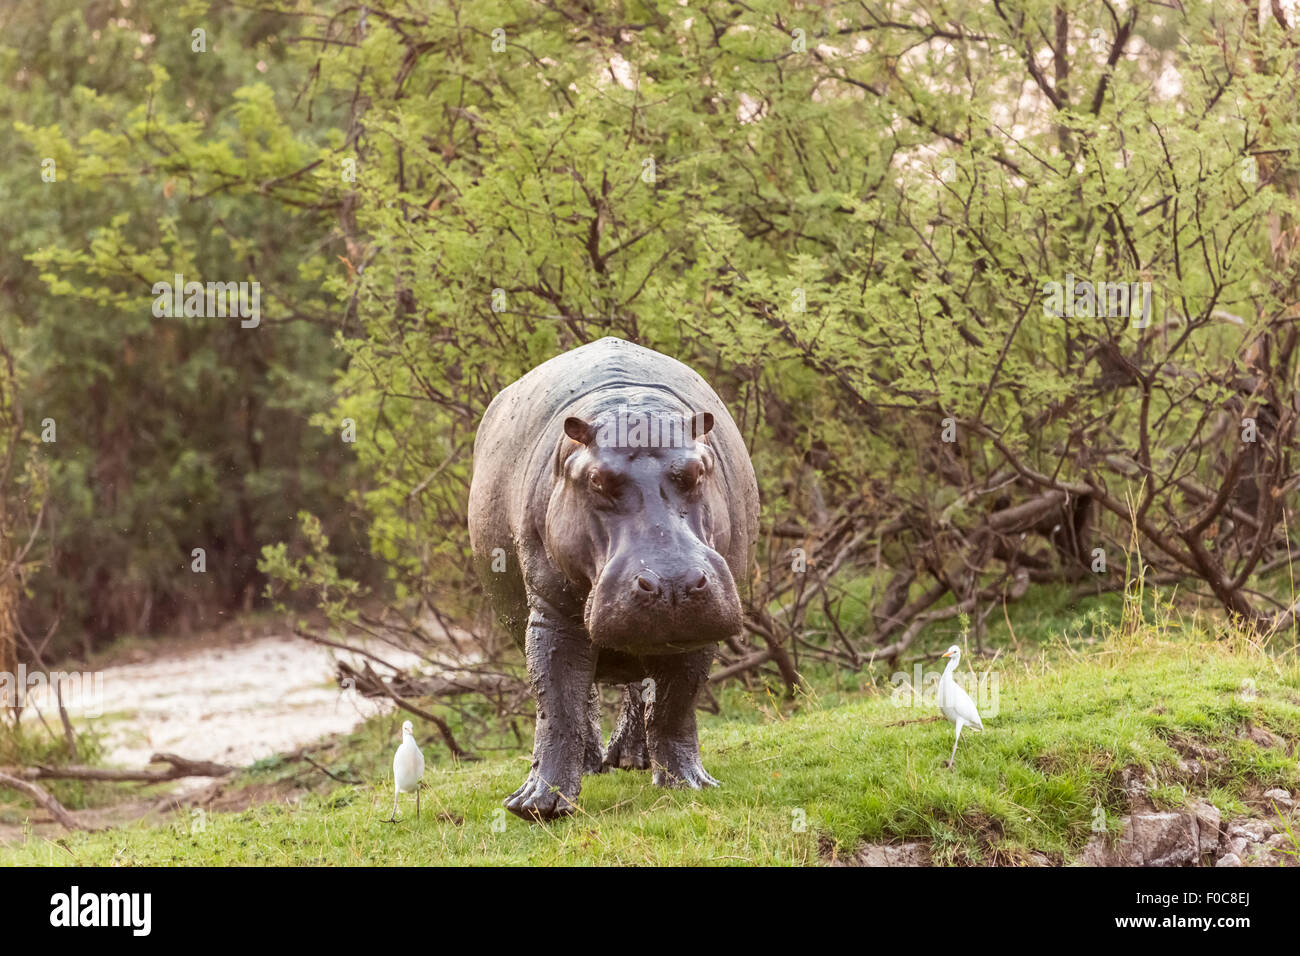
[0,519,18,715]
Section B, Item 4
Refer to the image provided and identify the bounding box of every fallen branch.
[0,770,92,831]
[2,752,237,783]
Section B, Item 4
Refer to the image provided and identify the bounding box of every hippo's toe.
[653,763,720,789]
[650,736,720,789]
[504,773,579,821]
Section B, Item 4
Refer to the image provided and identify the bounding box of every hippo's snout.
[632,567,710,602]
[588,548,743,653]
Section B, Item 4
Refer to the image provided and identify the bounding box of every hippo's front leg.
[505,609,594,820]
[644,647,719,789]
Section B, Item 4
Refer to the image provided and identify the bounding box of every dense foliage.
[1,1,363,654]
[3,1,1298,679]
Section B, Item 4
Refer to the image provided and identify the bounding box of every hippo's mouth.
[583,573,744,654]
[587,623,730,655]
[596,633,721,656]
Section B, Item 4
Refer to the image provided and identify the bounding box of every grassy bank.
[3,617,1298,865]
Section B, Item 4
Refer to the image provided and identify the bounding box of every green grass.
[3,624,1297,866]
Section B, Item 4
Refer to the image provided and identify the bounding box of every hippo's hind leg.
[602,683,650,771]
[582,683,605,775]
[505,609,594,821]
[644,647,719,789]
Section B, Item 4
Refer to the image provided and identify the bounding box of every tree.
[1,0,363,654]
[0,335,20,691]
[7,0,1298,691]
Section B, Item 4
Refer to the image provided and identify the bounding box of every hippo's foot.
[650,742,719,790]
[504,771,580,821]
[603,729,650,771]
[583,738,606,775]
[652,763,719,789]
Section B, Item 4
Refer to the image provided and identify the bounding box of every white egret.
[385,719,425,822]
[938,645,984,768]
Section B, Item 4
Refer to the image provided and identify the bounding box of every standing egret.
[385,720,425,822]
[938,645,984,768]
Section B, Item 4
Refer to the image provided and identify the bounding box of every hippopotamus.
[468,336,760,820]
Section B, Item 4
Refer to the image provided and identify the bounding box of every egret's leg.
[384,788,399,823]
[947,719,965,769]
[416,786,421,821]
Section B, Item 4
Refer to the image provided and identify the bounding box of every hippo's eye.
[588,467,621,497]
[675,459,705,490]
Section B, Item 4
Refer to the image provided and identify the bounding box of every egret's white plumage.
[937,645,983,768]
[385,720,425,822]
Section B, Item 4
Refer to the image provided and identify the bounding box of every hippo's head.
[545,401,743,654]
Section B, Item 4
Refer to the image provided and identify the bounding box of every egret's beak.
[941,650,953,658]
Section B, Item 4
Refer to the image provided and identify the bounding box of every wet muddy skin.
[468,337,760,820]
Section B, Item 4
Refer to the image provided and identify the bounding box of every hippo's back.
[476,338,720,454]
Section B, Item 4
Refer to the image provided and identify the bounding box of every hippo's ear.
[690,411,715,440]
[564,416,595,445]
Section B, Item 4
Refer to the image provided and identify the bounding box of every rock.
[1244,725,1284,749]
[1262,788,1294,809]
[1123,811,1200,866]
[843,842,932,866]
[1120,766,1151,800]
[1216,816,1299,866]
[1082,811,1199,866]
[1080,832,1118,866]
[1080,799,1295,868]
[1189,800,1221,854]
[1227,819,1274,843]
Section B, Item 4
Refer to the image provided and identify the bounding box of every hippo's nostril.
[636,573,659,594]
[689,570,709,591]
